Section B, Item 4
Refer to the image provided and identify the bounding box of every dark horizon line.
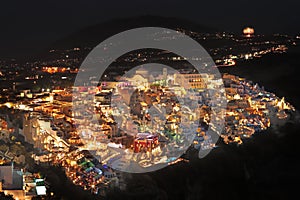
[0,15,299,62]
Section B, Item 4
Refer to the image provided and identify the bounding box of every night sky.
[0,0,299,59]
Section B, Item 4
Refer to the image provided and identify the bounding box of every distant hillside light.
[243,27,255,37]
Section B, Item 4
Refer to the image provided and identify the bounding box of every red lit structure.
[133,133,159,153]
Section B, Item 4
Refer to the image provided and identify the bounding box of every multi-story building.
[174,73,206,89]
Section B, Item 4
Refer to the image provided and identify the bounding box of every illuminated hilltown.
[0,27,298,199]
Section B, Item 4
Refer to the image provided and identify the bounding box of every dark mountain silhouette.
[49,15,218,50]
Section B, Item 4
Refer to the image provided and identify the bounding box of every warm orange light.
[243,27,255,36]
[42,66,69,74]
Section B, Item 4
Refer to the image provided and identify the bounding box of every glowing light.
[5,102,13,108]
[243,27,255,37]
